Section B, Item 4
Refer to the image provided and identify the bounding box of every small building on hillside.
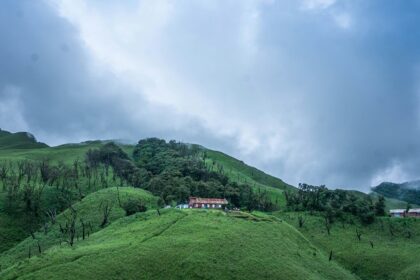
[189,197,228,209]
[390,209,406,218]
[407,208,420,218]
[176,204,189,209]
[390,208,420,218]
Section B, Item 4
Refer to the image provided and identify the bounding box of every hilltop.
[0,129,48,150]
[372,181,420,206]
[0,131,419,280]
[0,209,356,280]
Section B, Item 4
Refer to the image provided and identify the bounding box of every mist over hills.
[0,129,48,150]
[373,181,420,205]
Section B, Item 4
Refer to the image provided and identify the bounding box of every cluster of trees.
[373,182,420,205]
[0,157,122,234]
[285,183,386,224]
[87,139,278,211]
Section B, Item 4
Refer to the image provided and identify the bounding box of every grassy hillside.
[0,142,102,164]
[275,212,420,280]
[0,187,158,270]
[373,181,420,206]
[205,149,295,207]
[370,192,418,211]
[0,130,48,150]
[0,209,357,280]
[3,133,416,279]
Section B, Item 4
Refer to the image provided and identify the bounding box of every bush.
[122,199,148,216]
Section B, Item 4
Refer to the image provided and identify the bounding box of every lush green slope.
[0,187,158,270]
[0,142,102,164]
[0,209,357,280]
[0,130,48,150]
[275,212,420,280]
[370,192,418,211]
[373,181,420,205]
[205,149,295,207]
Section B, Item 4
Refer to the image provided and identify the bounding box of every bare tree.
[46,208,57,224]
[37,241,42,254]
[298,215,305,228]
[100,202,113,228]
[61,207,77,246]
[324,216,331,235]
[356,228,362,241]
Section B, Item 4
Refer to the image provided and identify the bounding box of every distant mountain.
[372,181,420,205]
[0,128,48,150]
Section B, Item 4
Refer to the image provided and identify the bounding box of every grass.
[0,187,158,270]
[0,209,357,280]
[370,192,418,211]
[0,131,48,150]
[274,211,420,280]
[0,142,103,164]
[205,149,295,208]
[1,133,418,279]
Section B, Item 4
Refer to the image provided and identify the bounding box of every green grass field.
[0,209,357,280]
[275,212,420,280]
[1,131,419,279]
[0,187,157,270]
[205,149,294,208]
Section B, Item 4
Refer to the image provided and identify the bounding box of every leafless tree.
[298,215,305,228]
[356,228,362,241]
[100,201,113,228]
[324,216,331,235]
[46,208,57,224]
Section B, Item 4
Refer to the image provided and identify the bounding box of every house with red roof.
[188,197,228,209]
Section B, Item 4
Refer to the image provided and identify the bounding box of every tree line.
[86,139,278,211]
[285,183,386,225]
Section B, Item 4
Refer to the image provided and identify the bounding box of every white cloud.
[301,0,336,10]
[48,0,284,155]
[370,162,410,186]
[18,0,419,190]
[333,12,352,29]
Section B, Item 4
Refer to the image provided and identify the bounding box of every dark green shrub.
[123,199,147,216]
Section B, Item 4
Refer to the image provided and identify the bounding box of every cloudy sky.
[1,0,420,190]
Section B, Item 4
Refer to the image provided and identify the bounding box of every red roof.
[189,197,228,204]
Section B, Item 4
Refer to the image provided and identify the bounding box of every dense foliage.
[285,183,386,224]
[87,139,278,211]
[373,181,420,205]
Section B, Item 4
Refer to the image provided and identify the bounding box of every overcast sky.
[1,0,420,190]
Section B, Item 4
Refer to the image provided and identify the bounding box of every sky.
[1,0,420,191]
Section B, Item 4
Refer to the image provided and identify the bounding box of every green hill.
[275,211,420,280]
[2,132,418,279]
[0,129,48,150]
[372,181,420,205]
[205,149,295,207]
[0,187,157,270]
[0,209,357,280]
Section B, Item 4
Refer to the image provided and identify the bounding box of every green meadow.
[0,130,419,280]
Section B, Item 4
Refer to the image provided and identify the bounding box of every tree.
[122,199,147,216]
[298,215,305,228]
[375,196,386,216]
[100,202,112,228]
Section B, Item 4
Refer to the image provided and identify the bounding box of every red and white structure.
[188,197,228,209]
[389,208,420,218]
[407,208,420,218]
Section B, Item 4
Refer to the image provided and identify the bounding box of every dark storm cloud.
[0,0,221,146]
[1,0,420,190]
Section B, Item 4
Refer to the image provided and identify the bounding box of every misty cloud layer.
[1,0,420,190]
